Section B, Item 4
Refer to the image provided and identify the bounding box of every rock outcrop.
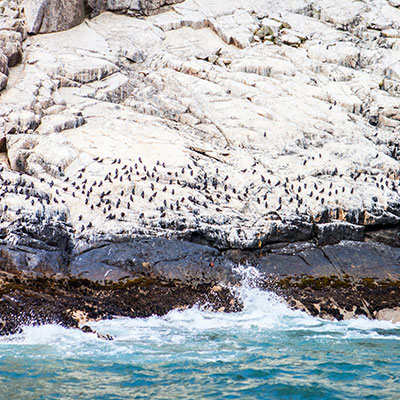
[0,0,25,93]
[0,0,399,330]
[23,0,186,35]
[24,0,86,34]
[2,1,399,248]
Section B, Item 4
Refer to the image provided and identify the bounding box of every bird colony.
[0,0,400,249]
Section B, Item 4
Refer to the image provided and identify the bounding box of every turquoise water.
[0,268,399,399]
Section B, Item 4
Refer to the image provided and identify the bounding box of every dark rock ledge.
[0,273,240,336]
[0,220,399,336]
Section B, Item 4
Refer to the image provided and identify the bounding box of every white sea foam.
[89,265,400,342]
[1,265,399,348]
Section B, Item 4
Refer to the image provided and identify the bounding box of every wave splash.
[0,266,399,400]
[1,265,399,350]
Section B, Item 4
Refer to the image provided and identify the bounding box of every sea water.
[0,267,399,400]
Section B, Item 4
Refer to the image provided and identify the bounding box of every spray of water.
[1,263,399,349]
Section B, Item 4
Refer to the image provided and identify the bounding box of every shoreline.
[0,271,241,336]
[1,236,399,336]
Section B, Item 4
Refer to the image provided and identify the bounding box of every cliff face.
[0,1,399,322]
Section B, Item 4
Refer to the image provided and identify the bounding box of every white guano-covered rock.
[0,1,399,249]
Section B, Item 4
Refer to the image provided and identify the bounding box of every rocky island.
[0,0,399,335]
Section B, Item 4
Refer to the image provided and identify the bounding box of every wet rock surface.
[0,237,399,334]
[270,276,400,322]
[0,271,240,336]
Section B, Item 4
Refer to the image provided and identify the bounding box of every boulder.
[24,0,86,34]
[0,30,22,66]
[376,307,400,323]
